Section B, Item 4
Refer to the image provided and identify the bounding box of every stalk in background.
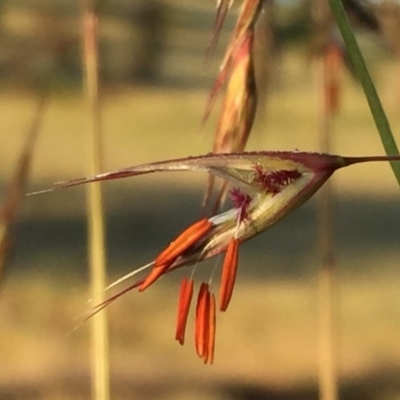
[313,1,342,398]
[82,4,110,400]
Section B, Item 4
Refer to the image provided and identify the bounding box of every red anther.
[155,219,213,267]
[219,238,239,312]
[207,293,216,365]
[175,277,194,345]
[138,262,171,292]
[195,283,211,360]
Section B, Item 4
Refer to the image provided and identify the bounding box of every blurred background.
[0,0,400,399]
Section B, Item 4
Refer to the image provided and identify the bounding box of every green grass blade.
[329,0,400,185]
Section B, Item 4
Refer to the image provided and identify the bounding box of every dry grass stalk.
[82,4,110,400]
[0,94,47,286]
[316,41,343,400]
[313,1,343,398]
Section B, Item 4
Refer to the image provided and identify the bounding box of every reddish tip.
[175,277,194,345]
[219,238,239,312]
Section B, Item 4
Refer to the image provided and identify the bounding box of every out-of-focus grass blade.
[223,0,263,66]
[213,32,257,154]
[203,0,262,125]
[206,0,233,65]
[343,0,379,32]
[204,31,257,211]
[0,95,46,284]
[329,0,400,185]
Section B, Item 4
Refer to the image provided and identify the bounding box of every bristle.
[105,261,154,291]
[26,188,55,196]
[84,278,145,322]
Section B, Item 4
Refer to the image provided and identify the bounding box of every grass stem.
[82,4,110,400]
[313,1,339,398]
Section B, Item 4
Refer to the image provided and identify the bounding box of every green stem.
[329,0,400,185]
